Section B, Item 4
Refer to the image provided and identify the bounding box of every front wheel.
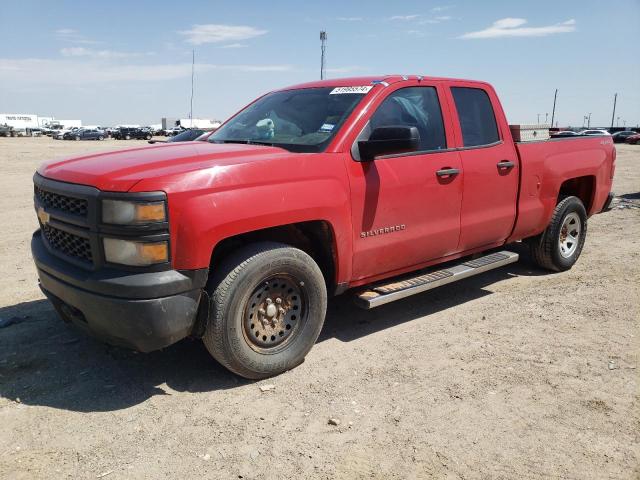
[75,136,80,141]
[203,242,327,379]
[529,196,587,272]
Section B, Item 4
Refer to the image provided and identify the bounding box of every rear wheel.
[203,242,327,379]
[529,196,587,272]
[124,135,131,140]
[98,135,104,140]
[75,136,80,141]
[145,134,152,140]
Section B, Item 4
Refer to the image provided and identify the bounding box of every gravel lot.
[0,137,638,479]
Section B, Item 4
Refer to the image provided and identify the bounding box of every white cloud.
[418,15,453,25]
[337,17,363,21]
[0,58,292,86]
[60,47,151,59]
[54,28,102,45]
[432,5,454,12]
[178,24,267,45]
[460,18,576,39]
[220,43,248,49]
[390,15,420,21]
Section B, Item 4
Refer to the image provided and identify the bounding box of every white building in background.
[54,119,82,129]
[0,114,81,130]
[0,114,40,129]
[177,118,222,129]
[161,117,222,130]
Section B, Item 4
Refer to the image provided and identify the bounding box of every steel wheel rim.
[242,274,306,353]
[559,212,581,258]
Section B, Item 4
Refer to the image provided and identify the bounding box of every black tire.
[145,134,152,140]
[529,196,587,272]
[75,136,80,141]
[124,135,131,140]
[203,242,327,379]
[98,135,104,140]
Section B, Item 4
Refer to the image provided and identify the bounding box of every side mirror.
[358,126,420,161]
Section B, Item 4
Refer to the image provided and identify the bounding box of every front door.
[347,84,463,281]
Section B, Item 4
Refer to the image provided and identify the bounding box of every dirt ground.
[0,137,638,479]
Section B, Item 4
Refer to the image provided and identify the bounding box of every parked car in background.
[113,127,152,140]
[551,130,581,138]
[54,127,81,140]
[0,124,14,137]
[165,127,184,137]
[148,129,207,144]
[624,133,640,145]
[581,129,611,136]
[611,131,638,143]
[63,128,106,141]
[146,125,164,136]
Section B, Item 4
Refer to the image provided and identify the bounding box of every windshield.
[208,87,369,152]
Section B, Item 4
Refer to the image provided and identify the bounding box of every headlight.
[103,238,169,266]
[102,199,166,225]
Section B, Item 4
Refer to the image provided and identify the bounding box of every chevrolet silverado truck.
[31,76,615,379]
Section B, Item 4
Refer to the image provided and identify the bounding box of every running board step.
[355,251,519,309]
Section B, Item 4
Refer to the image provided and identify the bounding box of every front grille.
[35,186,88,217]
[42,224,93,264]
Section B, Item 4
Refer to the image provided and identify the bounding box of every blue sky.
[1,0,638,128]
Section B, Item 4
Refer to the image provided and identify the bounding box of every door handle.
[497,160,515,169]
[436,168,460,177]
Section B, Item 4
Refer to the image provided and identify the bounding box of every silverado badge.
[360,224,406,238]
[37,206,50,225]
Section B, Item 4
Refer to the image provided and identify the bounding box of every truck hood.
[37,142,294,191]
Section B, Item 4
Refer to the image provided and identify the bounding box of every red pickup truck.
[32,76,615,378]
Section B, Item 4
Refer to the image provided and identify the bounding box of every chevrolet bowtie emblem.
[37,206,50,225]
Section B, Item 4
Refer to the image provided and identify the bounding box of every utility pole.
[617,116,620,127]
[189,49,195,128]
[537,113,540,124]
[587,113,592,128]
[320,31,327,80]
[550,89,558,128]
[610,93,617,130]
[545,112,548,124]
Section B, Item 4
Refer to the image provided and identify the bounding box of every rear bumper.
[32,231,208,352]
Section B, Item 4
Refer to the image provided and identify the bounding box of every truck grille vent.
[42,224,93,264]
[35,186,88,217]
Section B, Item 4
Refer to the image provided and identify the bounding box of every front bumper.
[32,231,208,352]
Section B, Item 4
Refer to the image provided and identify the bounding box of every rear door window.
[451,87,500,147]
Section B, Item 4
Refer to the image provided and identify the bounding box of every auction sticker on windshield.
[330,86,373,95]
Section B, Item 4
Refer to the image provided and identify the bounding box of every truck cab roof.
[282,75,490,91]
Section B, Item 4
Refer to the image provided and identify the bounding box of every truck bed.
[509,135,615,242]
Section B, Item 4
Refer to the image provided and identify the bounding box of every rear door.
[347,83,463,281]
[447,84,519,251]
